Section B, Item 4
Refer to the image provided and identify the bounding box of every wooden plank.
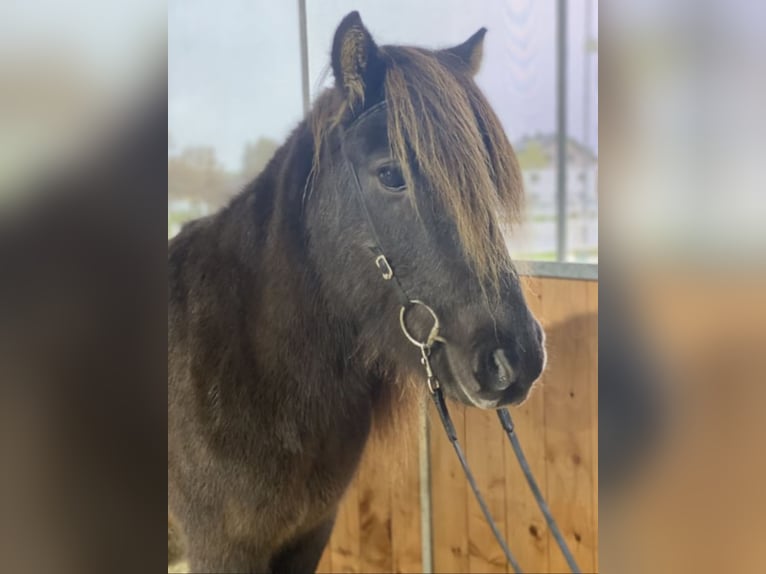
[465,406,508,573]
[430,398,469,573]
[321,276,599,574]
[540,278,597,573]
[357,441,393,573]
[502,388,551,574]
[329,473,361,573]
[501,276,551,574]
[391,407,424,573]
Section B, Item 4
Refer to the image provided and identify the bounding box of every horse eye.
[377,165,406,191]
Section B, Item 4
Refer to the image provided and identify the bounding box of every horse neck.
[218,122,377,422]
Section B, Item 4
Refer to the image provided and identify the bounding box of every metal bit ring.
[399,300,441,350]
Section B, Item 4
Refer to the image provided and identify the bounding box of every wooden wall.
[317,276,599,574]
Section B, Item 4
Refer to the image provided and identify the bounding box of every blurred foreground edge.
[0,76,167,573]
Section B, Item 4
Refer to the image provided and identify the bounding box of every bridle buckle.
[420,346,440,393]
[375,255,393,280]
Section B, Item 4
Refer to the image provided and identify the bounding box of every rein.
[339,103,581,574]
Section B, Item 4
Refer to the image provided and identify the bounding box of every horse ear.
[331,11,384,111]
[442,27,487,75]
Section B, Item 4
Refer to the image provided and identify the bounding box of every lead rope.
[409,318,580,574]
[398,305,523,573]
[399,300,522,573]
[339,109,579,573]
[498,408,582,573]
[425,355,524,573]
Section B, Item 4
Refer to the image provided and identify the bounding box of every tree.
[168,146,235,207]
[241,138,279,179]
[181,146,218,170]
[516,139,550,170]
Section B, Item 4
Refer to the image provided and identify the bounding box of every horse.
[168,11,546,573]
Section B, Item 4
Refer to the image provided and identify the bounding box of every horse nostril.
[475,348,518,392]
[493,349,518,389]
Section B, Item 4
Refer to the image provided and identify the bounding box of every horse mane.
[310,44,524,292]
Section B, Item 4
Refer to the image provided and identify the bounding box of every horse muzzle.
[435,317,546,408]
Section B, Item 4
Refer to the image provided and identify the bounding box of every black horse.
[168,12,545,573]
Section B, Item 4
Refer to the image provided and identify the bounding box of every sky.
[168,0,598,171]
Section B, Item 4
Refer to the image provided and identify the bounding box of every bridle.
[339,102,581,574]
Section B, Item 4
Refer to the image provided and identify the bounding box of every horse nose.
[473,347,520,392]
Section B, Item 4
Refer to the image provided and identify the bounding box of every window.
[168,0,303,238]
[169,0,598,267]
[304,0,597,264]
[566,0,598,262]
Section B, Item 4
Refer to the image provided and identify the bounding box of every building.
[515,133,598,218]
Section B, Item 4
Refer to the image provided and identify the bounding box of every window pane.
[306,0,559,261]
[565,0,598,262]
[168,0,304,238]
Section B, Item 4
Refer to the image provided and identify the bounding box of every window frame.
[297,0,597,279]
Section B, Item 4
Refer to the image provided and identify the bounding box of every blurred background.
[599,1,766,573]
[168,0,599,264]
[0,2,167,574]
[0,0,165,199]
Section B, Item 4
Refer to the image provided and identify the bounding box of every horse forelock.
[382,46,523,289]
[309,44,524,291]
